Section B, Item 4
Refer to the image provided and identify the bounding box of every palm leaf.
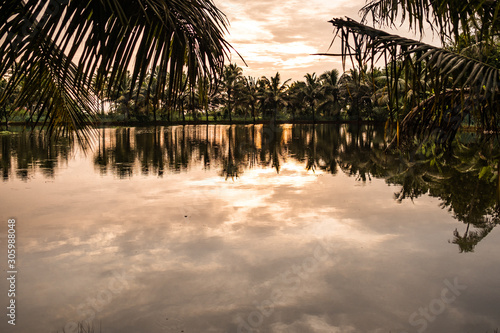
[324,17,500,144]
[0,0,232,144]
[360,0,500,44]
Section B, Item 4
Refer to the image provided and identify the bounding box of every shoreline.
[2,119,388,128]
[0,120,492,134]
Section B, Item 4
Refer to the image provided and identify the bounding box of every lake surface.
[0,124,499,333]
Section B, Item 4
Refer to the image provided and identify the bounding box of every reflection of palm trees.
[94,128,109,175]
[1,134,12,180]
[220,126,240,180]
[452,216,499,253]
[337,124,382,182]
[0,130,72,180]
[385,139,500,252]
[135,127,165,176]
[306,124,317,172]
[113,128,135,178]
[202,125,211,169]
[388,156,442,203]
[247,125,259,169]
[260,124,283,173]
[3,125,498,252]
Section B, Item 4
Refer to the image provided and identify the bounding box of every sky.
[213,0,439,82]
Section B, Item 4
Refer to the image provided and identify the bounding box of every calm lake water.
[0,124,499,333]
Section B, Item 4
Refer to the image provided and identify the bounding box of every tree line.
[1,62,438,125]
[2,0,500,146]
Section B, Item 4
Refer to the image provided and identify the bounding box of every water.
[0,124,499,333]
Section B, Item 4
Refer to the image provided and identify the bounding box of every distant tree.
[318,69,340,118]
[261,73,290,122]
[242,76,260,123]
[303,73,321,122]
[287,81,307,121]
[220,64,244,122]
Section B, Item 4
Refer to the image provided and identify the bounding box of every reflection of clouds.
[2,139,500,332]
[270,314,356,333]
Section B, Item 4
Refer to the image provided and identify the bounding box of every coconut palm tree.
[242,76,260,123]
[337,68,375,120]
[317,69,340,118]
[0,0,231,145]
[303,73,322,122]
[261,73,290,122]
[0,65,23,129]
[287,81,307,121]
[220,63,244,122]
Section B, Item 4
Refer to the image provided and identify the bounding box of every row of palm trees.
[2,0,500,145]
[97,63,415,123]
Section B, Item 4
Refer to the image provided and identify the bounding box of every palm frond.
[326,17,500,144]
[0,0,232,143]
[360,0,500,44]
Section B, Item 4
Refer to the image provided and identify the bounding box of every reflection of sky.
[1,133,500,333]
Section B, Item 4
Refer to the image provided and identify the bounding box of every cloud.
[214,0,441,81]
[214,0,364,80]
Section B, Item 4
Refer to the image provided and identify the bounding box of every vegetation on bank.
[1,0,500,146]
[0,62,493,129]
[0,64,428,126]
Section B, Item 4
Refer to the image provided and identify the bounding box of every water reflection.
[1,124,499,254]
[1,125,500,332]
[0,131,72,180]
[88,124,389,179]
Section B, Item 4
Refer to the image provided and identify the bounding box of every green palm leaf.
[0,0,232,144]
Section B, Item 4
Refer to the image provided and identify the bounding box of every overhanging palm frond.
[0,0,232,143]
[324,17,500,144]
[13,46,99,146]
[360,0,500,44]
